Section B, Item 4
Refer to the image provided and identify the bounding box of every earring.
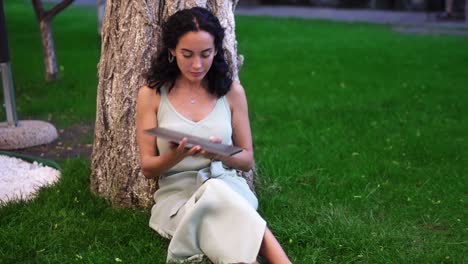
[168,52,174,63]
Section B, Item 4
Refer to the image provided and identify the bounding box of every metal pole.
[0,0,18,127]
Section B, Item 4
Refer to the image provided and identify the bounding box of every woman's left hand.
[200,136,222,160]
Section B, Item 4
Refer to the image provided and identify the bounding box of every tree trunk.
[32,0,74,81]
[465,0,467,24]
[91,0,251,209]
[39,20,58,81]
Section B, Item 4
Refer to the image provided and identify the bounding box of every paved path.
[48,1,468,35]
[236,6,468,35]
[237,6,466,26]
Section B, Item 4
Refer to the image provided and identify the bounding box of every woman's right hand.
[168,137,202,161]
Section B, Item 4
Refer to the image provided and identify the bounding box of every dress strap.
[160,84,168,96]
[220,96,232,123]
[157,85,169,122]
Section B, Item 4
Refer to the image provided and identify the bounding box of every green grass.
[0,159,169,263]
[1,1,468,263]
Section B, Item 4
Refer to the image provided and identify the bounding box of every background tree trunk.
[96,0,105,35]
[38,20,57,81]
[32,0,74,81]
[91,0,251,209]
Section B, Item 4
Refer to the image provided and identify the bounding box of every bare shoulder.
[137,85,160,110]
[138,85,158,99]
[226,80,246,97]
[226,81,247,108]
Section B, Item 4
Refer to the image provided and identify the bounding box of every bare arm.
[136,86,201,179]
[203,81,254,172]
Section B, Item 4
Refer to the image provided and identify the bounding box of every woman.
[136,7,291,264]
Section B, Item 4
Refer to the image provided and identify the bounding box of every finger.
[200,150,210,158]
[209,136,222,144]
[188,146,201,156]
[177,138,188,151]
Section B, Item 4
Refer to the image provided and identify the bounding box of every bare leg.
[258,226,291,264]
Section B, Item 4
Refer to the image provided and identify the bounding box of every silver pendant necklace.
[189,87,196,104]
[189,85,196,104]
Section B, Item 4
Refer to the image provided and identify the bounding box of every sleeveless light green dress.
[149,88,266,263]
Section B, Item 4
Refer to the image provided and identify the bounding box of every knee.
[205,178,258,208]
[204,178,227,189]
[198,179,239,207]
[194,179,230,207]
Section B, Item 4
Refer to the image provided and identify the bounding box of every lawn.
[1,1,467,263]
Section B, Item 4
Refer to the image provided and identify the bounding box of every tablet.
[144,127,243,157]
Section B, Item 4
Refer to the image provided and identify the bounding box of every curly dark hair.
[146,7,232,97]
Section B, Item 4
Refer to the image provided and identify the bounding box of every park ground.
[1,1,467,263]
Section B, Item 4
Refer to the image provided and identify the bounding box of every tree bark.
[31,0,74,81]
[38,20,57,81]
[91,0,251,209]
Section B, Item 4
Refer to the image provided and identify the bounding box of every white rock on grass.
[0,155,61,204]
